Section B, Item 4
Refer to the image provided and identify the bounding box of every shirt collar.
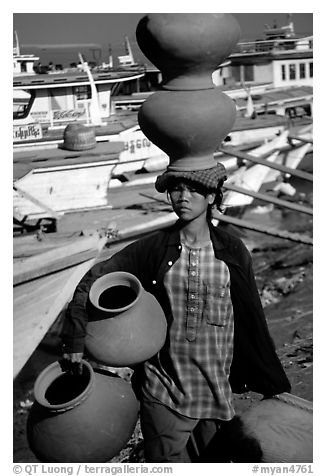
[166,219,226,251]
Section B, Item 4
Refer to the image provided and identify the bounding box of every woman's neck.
[180,216,210,246]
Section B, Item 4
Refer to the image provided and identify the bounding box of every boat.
[13,232,107,378]
[13,134,313,376]
[13,38,171,221]
[13,15,313,149]
[222,125,313,208]
[13,17,313,224]
[13,212,178,378]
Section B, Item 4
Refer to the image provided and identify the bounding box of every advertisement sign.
[13,123,43,142]
[52,108,87,122]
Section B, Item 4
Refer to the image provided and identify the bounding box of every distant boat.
[222,125,313,208]
[12,19,312,221]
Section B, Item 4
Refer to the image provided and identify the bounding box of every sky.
[12,12,313,67]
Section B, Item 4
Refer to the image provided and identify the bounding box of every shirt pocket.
[203,282,231,326]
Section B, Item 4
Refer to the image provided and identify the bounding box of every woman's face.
[168,180,215,222]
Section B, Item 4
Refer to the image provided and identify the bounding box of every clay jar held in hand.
[136,13,241,90]
[27,360,139,463]
[85,271,167,367]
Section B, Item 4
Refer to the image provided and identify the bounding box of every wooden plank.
[213,213,313,245]
[106,213,178,243]
[138,193,312,245]
[13,140,124,163]
[13,236,107,378]
[224,183,313,215]
[139,189,313,217]
[219,145,313,182]
[288,135,313,144]
[14,260,96,378]
[14,183,61,219]
[13,248,99,286]
[13,235,105,285]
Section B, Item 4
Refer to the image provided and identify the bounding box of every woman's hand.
[62,352,84,375]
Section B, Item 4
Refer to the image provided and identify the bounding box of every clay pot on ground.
[27,360,139,463]
[239,393,313,462]
[85,271,167,367]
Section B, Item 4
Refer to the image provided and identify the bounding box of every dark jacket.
[62,220,291,397]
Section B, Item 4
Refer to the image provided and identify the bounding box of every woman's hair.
[207,179,225,220]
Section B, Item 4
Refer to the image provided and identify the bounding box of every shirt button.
[191,294,196,299]
[191,262,197,266]
[152,280,157,284]
[191,271,196,276]
[168,261,173,266]
[190,307,195,312]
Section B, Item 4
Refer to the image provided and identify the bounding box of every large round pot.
[138,88,236,170]
[136,13,240,90]
[239,393,313,462]
[85,271,167,367]
[27,360,139,463]
[61,124,96,151]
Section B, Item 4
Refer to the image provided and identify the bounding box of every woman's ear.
[208,193,216,205]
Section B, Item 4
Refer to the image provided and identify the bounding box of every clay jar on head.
[136,13,240,170]
[136,13,241,90]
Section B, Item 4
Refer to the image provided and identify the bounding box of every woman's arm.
[61,236,151,355]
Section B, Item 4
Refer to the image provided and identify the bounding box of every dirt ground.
[13,175,313,463]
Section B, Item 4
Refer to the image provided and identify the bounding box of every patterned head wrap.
[155,162,227,193]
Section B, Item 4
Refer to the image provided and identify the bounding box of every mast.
[78,53,103,125]
[13,30,20,56]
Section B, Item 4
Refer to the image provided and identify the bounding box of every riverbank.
[13,168,313,463]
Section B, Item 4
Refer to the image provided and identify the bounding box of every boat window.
[73,85,91,100]
[309,62,313,78]
[289,64,296,80]
[13,90,34,120]
[244,65,254,82]
[281,65,286,81]
[299,63,306,79]
[231,66,241,83]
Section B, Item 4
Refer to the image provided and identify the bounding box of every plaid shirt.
[143,239,235,420]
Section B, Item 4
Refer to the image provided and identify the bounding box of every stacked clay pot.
[85,271,167,367]
[27,360,139,462]
[136,13,241,171]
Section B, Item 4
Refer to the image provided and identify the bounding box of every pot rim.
[33,360,94,412]
[89,271,143,315]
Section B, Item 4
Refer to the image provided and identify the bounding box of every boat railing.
[231,36,313,55]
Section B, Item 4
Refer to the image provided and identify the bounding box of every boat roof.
[13,140,124,181]
[13,68,145,90]
[234,85,313,110]
[229,35,313,63]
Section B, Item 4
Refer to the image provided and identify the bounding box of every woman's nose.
[180,189,190,200]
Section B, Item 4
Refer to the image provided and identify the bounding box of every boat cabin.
[13,69,145,142]
[226,21,313,90]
